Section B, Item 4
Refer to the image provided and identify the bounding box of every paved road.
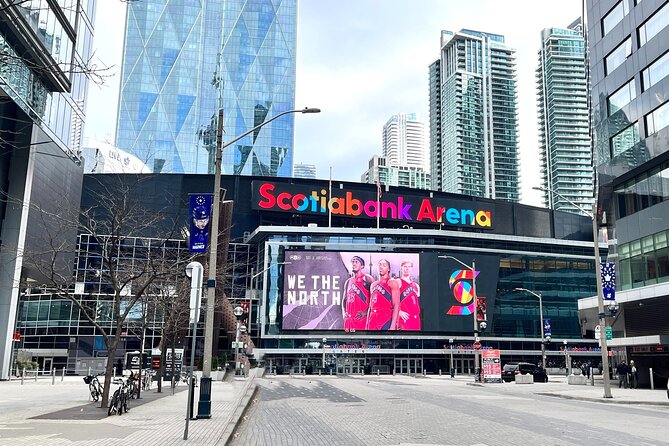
[231,375,669,446]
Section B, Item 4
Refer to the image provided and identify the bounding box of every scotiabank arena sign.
[251,181,494,229]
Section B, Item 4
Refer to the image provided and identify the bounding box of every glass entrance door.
[394,358,423,374]
[43,358,53,374]
[454,358,474,375]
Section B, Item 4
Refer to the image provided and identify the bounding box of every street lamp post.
[514,288,546,370]
[322,337,327,369]
[448,338,455,378]
[533,186,612,398]
[198,107,320,418]
[438,255,479,382]
[233,306,244,376]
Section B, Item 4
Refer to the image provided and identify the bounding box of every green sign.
[605,326,613,340]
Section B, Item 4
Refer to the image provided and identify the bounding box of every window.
[605,37,632,74]
[642,51,669,91]
[602,1,629,36]
[646,102,669,134]
[638,2,669,46]
[607,79,636,115]
[610,122,640,156]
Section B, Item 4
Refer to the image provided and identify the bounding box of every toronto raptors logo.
[446,269,480,315]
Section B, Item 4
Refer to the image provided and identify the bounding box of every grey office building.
[579,0,669,381]
[0,1,96,379]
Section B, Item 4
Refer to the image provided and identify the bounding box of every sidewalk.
[0,372,258,446]
[448,373,669,406]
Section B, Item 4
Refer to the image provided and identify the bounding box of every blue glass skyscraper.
[116,0,297,175]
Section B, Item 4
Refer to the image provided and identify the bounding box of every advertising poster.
[188,194,212,253]
[482,349,502,383]
[281,251,420,331]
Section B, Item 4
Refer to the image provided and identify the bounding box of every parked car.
[502,362,548,382]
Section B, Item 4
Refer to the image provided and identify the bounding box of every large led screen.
[281,250,500,333]
[282,251,421,331]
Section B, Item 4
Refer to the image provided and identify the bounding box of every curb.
[219,381,258,445]
[536,392,669,406]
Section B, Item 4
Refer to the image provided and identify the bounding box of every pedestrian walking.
[616,361,629,388]
[629,360,638,389]
[666,378,669,400]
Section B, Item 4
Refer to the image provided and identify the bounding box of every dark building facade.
[13,174,605,377]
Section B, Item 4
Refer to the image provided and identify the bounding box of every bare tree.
[19,175,194,407]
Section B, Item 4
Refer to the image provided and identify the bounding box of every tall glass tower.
[536,20,592,216]
[116,0,297,175]
[429,29,520,202]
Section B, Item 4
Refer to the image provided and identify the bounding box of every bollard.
[439,369,442,376]
[35,368,38,382]
[650,367,655,390]
[392,368,396,376]
[21,368,25,385]
[377,369,379,376]
[62,367,65,382]
[423,369,426,376]
[302,369,305,376]
[329,369,332,376]
[318,369,321,376]
[52,368,56,385]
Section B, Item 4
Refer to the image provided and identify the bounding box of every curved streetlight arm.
[438,255,473,271]
[251,261,292,280]
[221,108,320,151]
[532,186,613,397]
[532,186,593,219]
[514,287,546,369]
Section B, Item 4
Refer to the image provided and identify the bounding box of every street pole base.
[196,377,212,419]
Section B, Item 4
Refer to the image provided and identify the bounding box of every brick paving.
[2,372,667,446]
[232,375,669,446]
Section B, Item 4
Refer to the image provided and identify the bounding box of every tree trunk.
[101,343,117,408]
[156,335,165,393]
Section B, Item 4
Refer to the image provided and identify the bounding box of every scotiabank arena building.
[16,174,604,376]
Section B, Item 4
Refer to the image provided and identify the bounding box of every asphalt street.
[231,375,669,446]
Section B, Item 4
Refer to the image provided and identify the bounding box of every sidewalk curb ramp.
[220,380,258,445]
[536,392,669,406]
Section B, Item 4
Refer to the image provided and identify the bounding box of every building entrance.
[453,357,474,375]
[394,358,423,374]
[336,357,366,374]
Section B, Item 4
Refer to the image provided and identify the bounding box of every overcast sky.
[84,0,584,207]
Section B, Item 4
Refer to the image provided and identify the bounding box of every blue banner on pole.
[600,262,616,301]
[543,319,552,337]
[189,194,213,253]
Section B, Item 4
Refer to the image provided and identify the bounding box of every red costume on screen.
[398,279,420,330]
[366,277,393,330]
[344,276,370,331]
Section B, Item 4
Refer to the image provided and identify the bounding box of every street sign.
[473,341,482,350]
[12,332,20,341]
[605,326,613,340]
[595,325,601,340]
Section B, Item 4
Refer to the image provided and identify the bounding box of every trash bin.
[450,367,455,378]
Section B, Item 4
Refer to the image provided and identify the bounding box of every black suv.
[502,362,548,382]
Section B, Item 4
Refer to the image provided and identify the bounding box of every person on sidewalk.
[629,360,638,389]
[616,361,629,388]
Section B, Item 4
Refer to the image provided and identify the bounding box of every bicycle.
[181,370,197,387]
[83,373,104,402]
[107,378,126,416]
[142,368,155,391]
